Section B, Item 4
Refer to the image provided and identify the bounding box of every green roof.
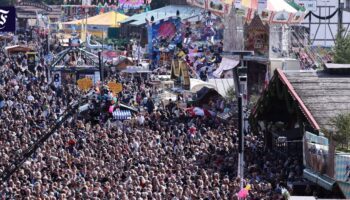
[286,0,306,12]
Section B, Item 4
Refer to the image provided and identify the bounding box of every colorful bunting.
[186,0,305,24]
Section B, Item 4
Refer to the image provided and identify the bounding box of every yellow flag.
[77,77,93,91]
[108,82,123,95]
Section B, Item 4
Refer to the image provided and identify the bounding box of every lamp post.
[322,0,330,46]
[47,16,50,55]
[85,7,88,43]
[338,0,344,36]
[98,51,103,82]
[237,70,247,190]
[224,50,254,191]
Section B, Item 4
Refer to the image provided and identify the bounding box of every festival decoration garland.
[304,9,339,20]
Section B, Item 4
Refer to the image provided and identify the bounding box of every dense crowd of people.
[0,30,308,200]
[150,11,225,81]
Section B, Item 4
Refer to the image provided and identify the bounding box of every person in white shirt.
[27,93,34,101]
[137,114,145,126]
[6,99,13,108]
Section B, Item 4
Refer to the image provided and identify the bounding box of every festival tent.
[208,79,235,97]
[213,57,239,78]
[190,78,217,93]
[62,11,129,37]
[62,11,128,27]
[190,78,234,98]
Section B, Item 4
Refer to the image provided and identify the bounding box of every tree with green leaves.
[331,112,350,150]
[225,86,236,102]
[334,31,350,64]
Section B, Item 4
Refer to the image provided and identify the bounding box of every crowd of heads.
[149,11,225,81]
[0,31,307,200]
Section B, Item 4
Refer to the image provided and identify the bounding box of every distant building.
[295,0,350,46]
[15,2,61,28]
[252,64,350,199]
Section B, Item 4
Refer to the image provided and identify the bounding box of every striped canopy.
[187,0,304,24]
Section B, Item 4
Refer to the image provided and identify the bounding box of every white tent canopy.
[190,78,235,97]
[190,79,217,93]
[213,57,239,78]
[266,0,297,13]
[208,79,234,97]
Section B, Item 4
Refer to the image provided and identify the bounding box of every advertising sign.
[295,0,317,11]
[303,132,333,177]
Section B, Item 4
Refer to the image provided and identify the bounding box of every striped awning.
[113,109,132,120]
